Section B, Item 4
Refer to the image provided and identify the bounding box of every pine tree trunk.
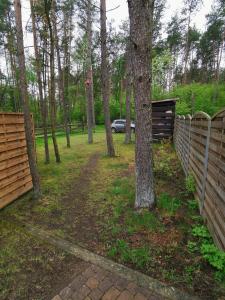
[183,15,191,85]
[63,9,73,131]
[44,0,61,163]
[85,0,94,144]
[100,0,115,157]
[7,12,21,111]
[14,0,41,198]
[30,0,50,164]
[52,0,71,148]
[119,80,123,119]
[128,0,155,209]
[124,43,132,144]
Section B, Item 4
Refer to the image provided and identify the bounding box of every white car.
[111,119,135,133]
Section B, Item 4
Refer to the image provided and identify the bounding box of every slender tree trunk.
[119,80,123,119]
[85,0,94,144]
[44,0,60,163]
[128,0,155,208]
[14,0,41,198]
[100,0,115,157]
[42,36,49,136]
[124,43,132,144]
[7,12,21,111]
[183,15,191,85]
[216,27,225,83]
[52,0,70,148]
[63,10,72,134]
[30,0,50,163]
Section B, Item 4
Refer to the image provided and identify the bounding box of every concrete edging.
[14,222,199,300]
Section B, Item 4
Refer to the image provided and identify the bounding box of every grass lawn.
[1,127,225,299]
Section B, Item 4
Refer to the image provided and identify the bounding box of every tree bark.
[44,0,61,163]
[183,14,191,85]
[63,9,72,132]
[52,0,71,148]
[30,0,50,164]
[119,80,123,119]
[128,0,155,208]
[14,0,41,198]
[124,42,132,144]
[100,0,115,157]
[85,0,94,144]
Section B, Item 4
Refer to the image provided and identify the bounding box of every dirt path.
[61,152,102,247]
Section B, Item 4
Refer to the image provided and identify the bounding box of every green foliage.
[176,101,191,115]
[154,145,175,178]
[191,215,203,222]
[201,243,225,271]
[201,243,225,282]
[187,199,199,210]
[187,241,199,253]
[185,174,196,193]
[192,225,211,239]
[108,240,151,269]
[184,265,196,284]
[158,193,181,215]
[152,49,174,89]
[158,83,225,117]
[188,221,225,283]
[125,210,163,233]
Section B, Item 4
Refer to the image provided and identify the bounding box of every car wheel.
[112,127,116,133]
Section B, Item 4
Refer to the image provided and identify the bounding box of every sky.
[0,0,215,72]
[106,0,214,31]
[21,0,214,48]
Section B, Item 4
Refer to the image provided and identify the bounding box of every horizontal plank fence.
[152,99,176,141]
[0,113,33,209]
[174,110,225,250]
[35,122,85,137]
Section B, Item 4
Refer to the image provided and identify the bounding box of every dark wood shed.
[152,98,177,141]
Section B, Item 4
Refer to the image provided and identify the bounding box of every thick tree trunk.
[44,0,61,163]
[85,0,94,144]
[100,0,115,157]
[52,0,71,148]
[128,0,155,208]
[30,0,50,164]
[14,0,41,198]
[124,43,132,144]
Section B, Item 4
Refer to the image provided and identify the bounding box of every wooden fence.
[0,113,33,209]
[35,122,84,137]
[174,110,225,250]
[152,99,177,141]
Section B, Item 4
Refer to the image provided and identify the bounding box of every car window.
[115,121,125,124]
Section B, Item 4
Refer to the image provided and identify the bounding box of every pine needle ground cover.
[1,128,225,299]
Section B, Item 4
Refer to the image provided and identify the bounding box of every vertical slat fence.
[174,110,225,250]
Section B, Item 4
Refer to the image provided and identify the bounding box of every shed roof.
[152,98,178,104]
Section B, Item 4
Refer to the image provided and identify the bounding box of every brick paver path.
[52,262,164,300]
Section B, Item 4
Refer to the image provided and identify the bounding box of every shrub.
[185,175,196,193]
[158,193,181,215]
[107,239,151,269]
[187,199,199,210]
[201,243,225,282]
[192,225,211,239]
